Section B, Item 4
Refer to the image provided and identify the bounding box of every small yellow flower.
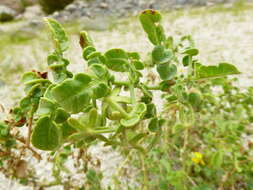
[192,152,205,165]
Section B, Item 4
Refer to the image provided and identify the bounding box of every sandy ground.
[0,4,253,189]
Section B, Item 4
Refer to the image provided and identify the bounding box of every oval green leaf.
[31,116,61,151]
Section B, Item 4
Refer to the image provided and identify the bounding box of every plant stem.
[16,137,41,160]
[26,116,33,148]
[113,80,129,87]
[140,152,149,190]
[129,83,136,104]
[93,128,116,134]
[146,85,160,90]
[105,98,130,118]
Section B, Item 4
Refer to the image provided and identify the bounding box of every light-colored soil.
[0,4,253,189]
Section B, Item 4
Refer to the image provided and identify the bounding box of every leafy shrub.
[39,0,74,14]
[0,9,252,190]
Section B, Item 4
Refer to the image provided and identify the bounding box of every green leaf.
[139,9,165,45]
[21,72,38,83]
[148,117,159,132]
[128,52,140,60]
[133,60,145,70]
[120,116,140,127]
[47,53,73,82]
[87,52,102,60]
[145,103,157,119]
[52,73,92,113]
[188,92,202,108]
[183,48,199,56]
[120,103,147,127]
[157,63,177,81]
[37,97,56,116]
[0,123,9,138]
[210,151,223,169]
[197,63,240,79]
[80,31,93,49]
[104,49,129,72]
[55,108,70,123]
[129,133,147,144]
[152,45,173,64]
[91,81,109,99]
[31,116,61,151]
[182,55,190,67]
[83,46,96,61]
[45,18,69,52]
[90,64,110,79]
[60,122,77,140]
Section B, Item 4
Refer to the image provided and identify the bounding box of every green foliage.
[51,73,92,113]
[31,116,61,151]
[1,10,252,190]
[45,18,69,53]
[196,62,240,79]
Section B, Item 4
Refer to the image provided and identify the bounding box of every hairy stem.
[105,98,130,118]
[113,80,129,87]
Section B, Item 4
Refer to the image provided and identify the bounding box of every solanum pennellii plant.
[1,9,253,190]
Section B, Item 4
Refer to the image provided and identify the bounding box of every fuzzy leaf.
[37,97,56,116]
[157,63,177,81]
[52,73,92,113]
[152,45,173,64]
[83,46,96,61]
[91,81,109,99]
[148,117,159,132]
[104,49,129,72]
[139,9,165,45]
[60,122,77,140]
[120,103,147,127]
[120,116,140,128]
[182,55,190,67]
[188,92,202,108]
[45,18,69,52]
[55,108,70,123]
[133,60,145,70]
[183,48,199,56]
[80,31,93,49]
[197,63,240,79]
[31,116,61,151]
[90,64,110,79]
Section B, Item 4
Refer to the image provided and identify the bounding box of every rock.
[65,4,77,12]
[28,19,44,30]
[0,0,23,13]
[100,2,109,9]
[48,0,248,22]
[22,5,44,19]
[0,6,16,22]
[80,17,111,31]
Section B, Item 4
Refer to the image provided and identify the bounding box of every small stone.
[22,5,44,19]
[99,2,108,9]
[65,4,77,12]
[0,5,16,22]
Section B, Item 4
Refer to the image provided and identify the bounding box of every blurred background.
[0,0,253,189]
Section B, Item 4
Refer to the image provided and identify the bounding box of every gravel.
[50,0,244,21]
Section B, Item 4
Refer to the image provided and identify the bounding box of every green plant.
[39,0,74,14]
[1,10,252,190]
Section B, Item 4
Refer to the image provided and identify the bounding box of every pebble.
[49,0,240,22]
